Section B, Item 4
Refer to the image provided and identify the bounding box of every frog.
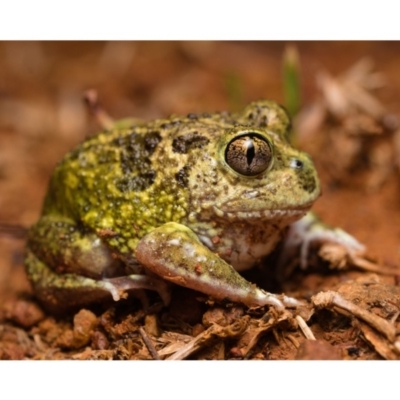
[25,99,364,314]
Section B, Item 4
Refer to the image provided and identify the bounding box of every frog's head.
[187,101,320,224]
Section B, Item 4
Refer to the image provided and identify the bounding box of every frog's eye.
[225,133,272,176]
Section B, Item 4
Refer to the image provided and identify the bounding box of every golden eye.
[225,133,272,176]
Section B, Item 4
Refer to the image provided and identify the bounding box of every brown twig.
[83,89,115,130]
[359,322,399,360]
[350,254,400,276]
[312,291,398,345]
[0,223,28,239]
[166,318,248,360]
[139,327,161,360]
[286,334,300,349]
[296,315,316,340]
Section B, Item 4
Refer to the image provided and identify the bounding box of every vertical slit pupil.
[246,138,255,166]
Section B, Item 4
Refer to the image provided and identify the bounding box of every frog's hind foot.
[103,274,171,306]
[25,251,171,314]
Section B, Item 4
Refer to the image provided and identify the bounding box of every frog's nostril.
[290,159,303,169]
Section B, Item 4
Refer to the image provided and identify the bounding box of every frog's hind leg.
[25,250,170,313]
[26,216,170,312]
[27,215,126,279]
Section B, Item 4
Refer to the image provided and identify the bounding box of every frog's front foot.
[135,222,302,312]
[279,212,365,272]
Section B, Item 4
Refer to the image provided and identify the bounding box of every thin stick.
[351,254,400,276]
[139,327,161,360]
[286,334,300,349]
[83,89,115,130]
[0,223,28,239]
[296,315,316,340]
[167,319,248,360]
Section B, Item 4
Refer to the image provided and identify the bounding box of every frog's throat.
[211,204,311,221]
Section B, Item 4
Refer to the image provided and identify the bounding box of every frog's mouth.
[212,203,313,222]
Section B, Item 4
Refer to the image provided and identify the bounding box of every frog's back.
[41,111,242,252]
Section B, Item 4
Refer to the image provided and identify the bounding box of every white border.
[0,1,397,40]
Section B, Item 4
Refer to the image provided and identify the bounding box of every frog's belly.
[197,223,285,272]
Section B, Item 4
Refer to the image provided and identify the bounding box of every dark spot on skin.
[243,103,292,136]
[259,116,268,127]
[175,165,191,187]
[115,131,161,168]
[113,130,161,192]
[295,168,317,194]
[245,105,269,127]
[289,156,317,194]
[172,132,210,154]
[116,171,157,192]
[144,131,162,151]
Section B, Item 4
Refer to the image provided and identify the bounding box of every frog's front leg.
[135,222,300,310]
[278,212,366,273]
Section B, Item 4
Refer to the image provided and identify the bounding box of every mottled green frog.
[25,100,364,313]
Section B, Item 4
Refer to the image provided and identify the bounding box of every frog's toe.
[280,213,366,271]
[281,295,304,308]
[299,227,365,269]
[252,290,304,311]
[104,274,171,305]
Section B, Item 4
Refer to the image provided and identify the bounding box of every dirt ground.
[0,41,400,360]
